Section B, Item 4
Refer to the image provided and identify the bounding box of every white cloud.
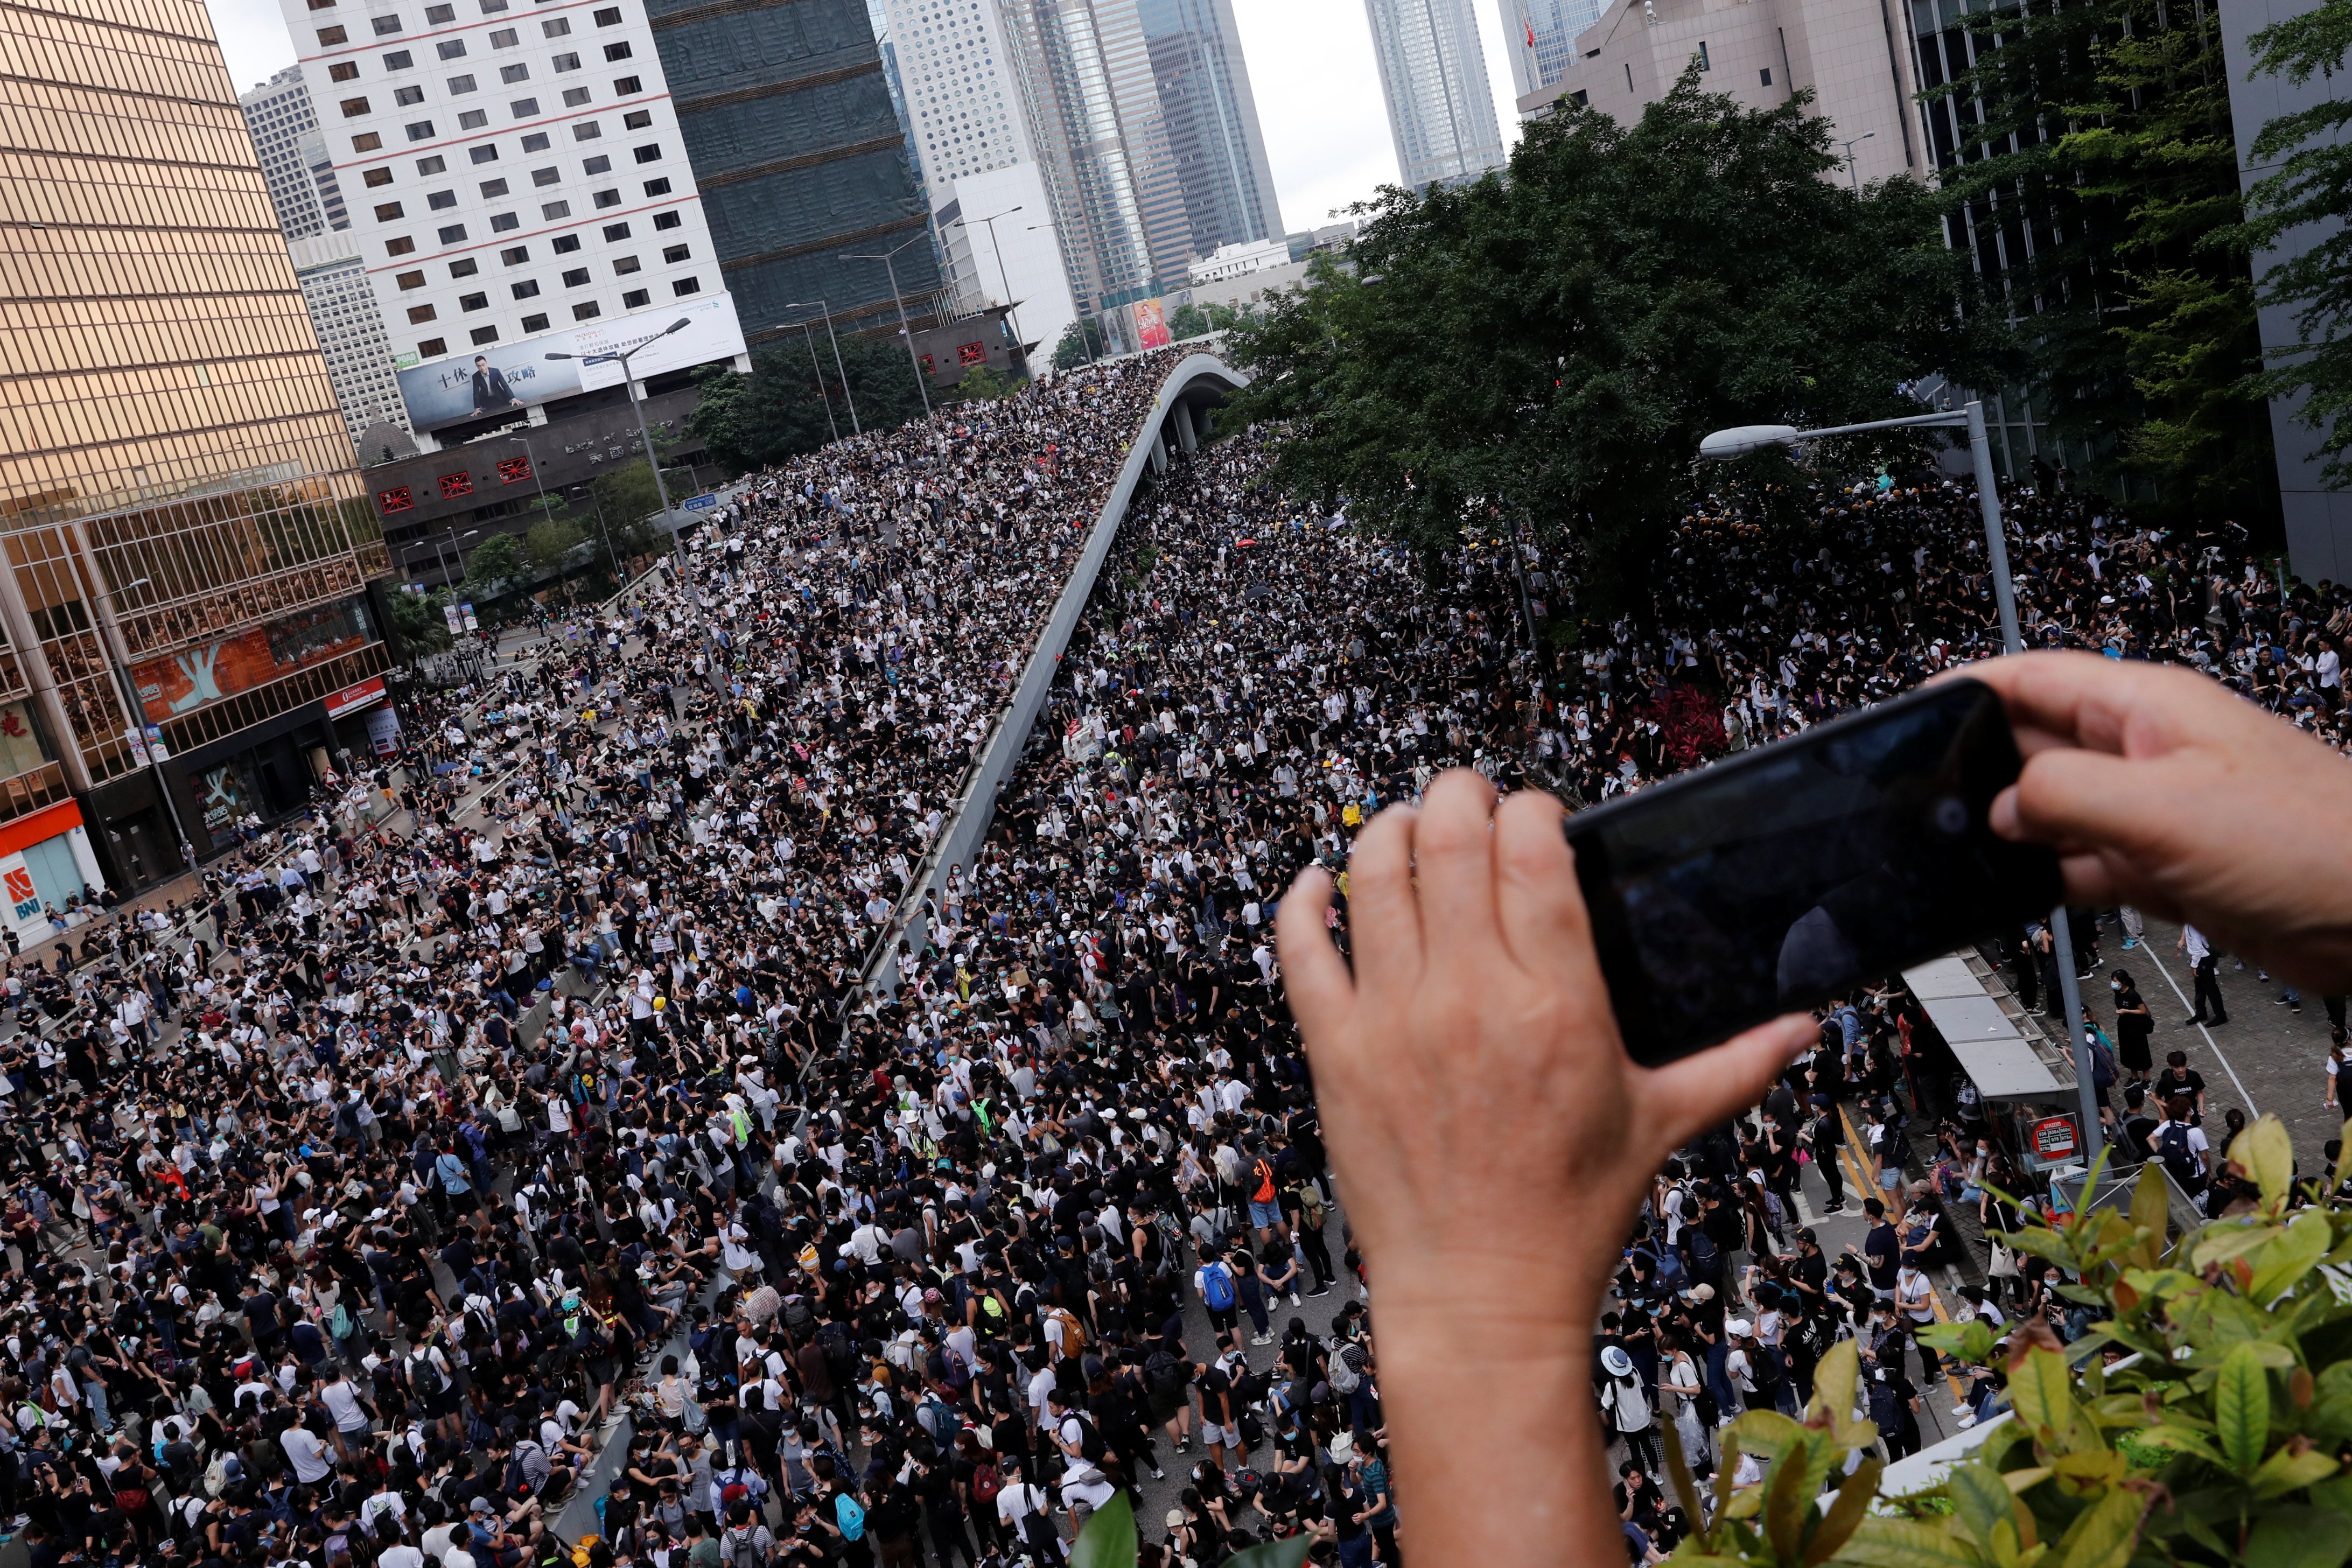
[1228,0,1523,236]
[208,0,298,93]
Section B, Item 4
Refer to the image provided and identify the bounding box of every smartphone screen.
[1567,677,2060,1066]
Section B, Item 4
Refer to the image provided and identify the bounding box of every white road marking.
[2136,943,2258,1114]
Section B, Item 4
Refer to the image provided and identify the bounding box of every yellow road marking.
[1836,1104,1972,1406]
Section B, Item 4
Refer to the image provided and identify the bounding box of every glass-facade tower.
[1363,0,1508,190]
[0,0,391,899]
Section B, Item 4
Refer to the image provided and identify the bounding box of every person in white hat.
[1598,1345,1659,1476]
[1721,1319,1758,1420]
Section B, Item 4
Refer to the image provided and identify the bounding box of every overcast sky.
[204,0,1524,234]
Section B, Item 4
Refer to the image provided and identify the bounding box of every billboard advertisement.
[130,597,376,725]
[1132,297,1172,351]
[396,293,746,433]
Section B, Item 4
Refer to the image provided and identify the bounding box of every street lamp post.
[839,234,934,419]
[547,315,692,568]
[785,299,859,434]
[949,204,1026,370]
[1839,131,1875,193]
[1698,400,2102,1158]
[772,314,839,442]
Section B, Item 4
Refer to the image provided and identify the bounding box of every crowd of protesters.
[0,348,2339,1568]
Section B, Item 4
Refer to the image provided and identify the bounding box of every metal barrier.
[855,351,1247,999]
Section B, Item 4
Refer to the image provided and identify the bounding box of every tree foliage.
[1927,0,2272,522]
[523,513,585,573]
[1168,302,1254,340]
[384,587,452,662]
[1675,1114,2352,1568]
[1052,317,1108,370]
[2244,0,2352,489]
[1224,76,2005,602]
[954,364,1020,402]
[461,531,524,594]
[688,334,931,475]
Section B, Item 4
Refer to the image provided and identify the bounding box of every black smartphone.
[1566,676,2060,1066]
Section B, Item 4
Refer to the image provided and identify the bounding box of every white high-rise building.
[290,236,411,447]
[935,162,1077,362]
[240,66,410,445]
[274,0,745,451]
[877,0,1032,195]
[1363,0,1508,189]
[241,66,339,241]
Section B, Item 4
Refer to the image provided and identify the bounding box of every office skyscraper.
[241,66,339,241]
[278,0,747,451]
[1139,0,1281,255]
[1364,0,1508,188]
[647,0,942,345]
[239,68,410,445]
[877,0,1032,196]
[0,0,394,895]
[1497,0,1600,100]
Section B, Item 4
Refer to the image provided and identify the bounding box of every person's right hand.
[1963,650,2352,990]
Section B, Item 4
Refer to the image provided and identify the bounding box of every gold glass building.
[0,0,391,913]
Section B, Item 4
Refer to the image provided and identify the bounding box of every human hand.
[1277,769,1814,1317]
[1959,652,2352,989]
[1276,769,1815,1568]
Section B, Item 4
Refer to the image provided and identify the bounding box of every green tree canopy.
[955,363,1019,402]
[1928,0,2271,522]
[687,333,931,475]
[384,587,452,662]
[1224,75,2006,600]
[461,531,524,594]
[1052,317,1108,370]
[523,513,585,573]
[2244,0,2352,489]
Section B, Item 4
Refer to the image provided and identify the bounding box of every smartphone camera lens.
[1932,796,1970,836]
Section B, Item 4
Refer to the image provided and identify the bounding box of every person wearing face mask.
[2110,970,2154,1090]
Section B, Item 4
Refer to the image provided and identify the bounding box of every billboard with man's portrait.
[395,292,747,433]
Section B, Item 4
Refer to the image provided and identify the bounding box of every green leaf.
[1805,1457,1882,1566]
[1070,1490,1136,1568]
[1766,1438,1813,1564]
[1948,1462,2031,1559]
[2053,1486,2143,1568]
[2192,1222,2285,1272]
[2219,1341,2274,1474]
[2236,1115,2298,1208]
[1920,1321,1997,1366]
[2252,1209,2336,1307]
[2129,1160,2170,1269]
[1731,1409,1810,1458]
[2245,1507,2352,1568]
[1809,1339,1860,1432]
[2007,1346,2097,1455]
[2251,1446,2342,1500]
[1663,1417,1709,1551]
[2137,1426,2229,1470]
[1216,1538,1311,1568]
[1835,1517,1989,1568]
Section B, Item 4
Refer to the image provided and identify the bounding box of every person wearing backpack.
[1194,1251,1239,1335]
[2152,1095,2211,1193]
[1143,1338,1193,1453]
